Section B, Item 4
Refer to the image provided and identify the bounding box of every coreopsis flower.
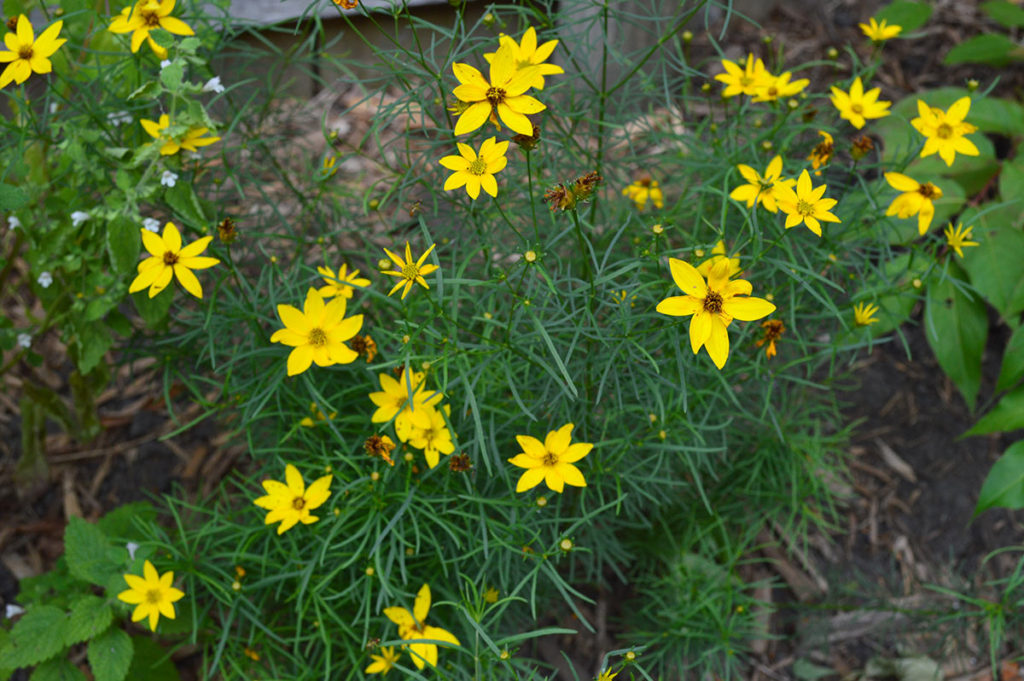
[508,423,592,493]
[439,137,510,199]
[859,17,901,42]
[451,42,544,136]
[321,156,338,179]
[407,405,455,469]
[317,263,370,300]
[117,560,185,631]
[714,54,770,97]
[333,0,359,8]
[369,369,443,436]
[830,77,890,129]
[366,646,400,675]
[140,114,220,156]
[696,241,741,278]
[756,319,785,359]
[0,15,66,88]
[129,221,219,298]
[655,258,776,369]
[365,434,396,466]
[752,71,809,103]
[944,222,979,258]
[109,0,194,59]
[596,669,620,681]
[269,287,364,376]
[483,26,563,89]
[807,131,834,172]
[381,242,439,299]
[383,584,461,670]
[774,170,841,237]
[910,97,979,167]
[299,402,336,427]
[884,172,942,235]
[252,463,332,534]
[853,302,879,326]
[728,155,795,213]
[623,177,664,211]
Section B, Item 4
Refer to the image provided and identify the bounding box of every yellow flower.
[369,369,443,436]
[383,584,461,670]
[696,240,741,279]
[756,319,785,359]
[321,155,338,178]
[774,170,841,237]
[128,221,219,299]
[451,42,544,136]
[508,422,592,493]
[884,172,942,235]
[714,54,770,97]
[944,222,979,258]
[140,114,220,156]
[830,77,890,129]
[381,241,439,299]
[752,71,809,103]
[269,288,364,376]
[655,258,776,369]
[407,405,455,469]
[252,463,332,534]
[117,560,185,631]
[483,26,563,90]
[332,0,359,8]
[807,131,834,172]
[728,155,795,213]
[483,586,499,603]
[317,263,370,300]
[853,302,879,326]
[596,669,619,681]
[623,178,664,211]
[109,0,194,59]
[299,402,336,428]
[859,17,901,42]
[439,137,510,199]
[365,646,400,675]
[910,97,979,167]
[0,15,65,89]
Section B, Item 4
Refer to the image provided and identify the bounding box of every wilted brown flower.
[513,125,541,151]
[364,434,396,466]
[449,453,472,472]
[217,217,238,244]
[851,135,874,160]
[350,334,377,362]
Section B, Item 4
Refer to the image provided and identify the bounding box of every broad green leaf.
[71,322,113,375]
[967,385,1024,435]
[65,517,116,587]
[0,184,29,211]
[125,637,180,681]
[29,657,87,681]
[982,0,1024,27]
[974,440,1024,515]
[875,1,933,31]
[999,157,1024,207]
[132,289,174,328]
[959,208,1024,320]
[164,183,206,229]
[87,629,132,681]
[0,606,67,668]
[97,502,156,538]
[996,323,1024,392]
[106,216,141,276]
[159,62,184,91]
[924,266,987,411]
[847,253,929,337]
[64,596,113,648]
[945,34,1019,66]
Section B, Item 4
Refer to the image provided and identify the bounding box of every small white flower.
[126,542,139,559]
[37,272,53,288]
[143,218,161,233]
[202,76,224,94]
[4,604,24,619]
[71,211,90,227]
[7,216,21,230]
[160,59,172,69]
[160,171,178,188]
[107,110,132,126]
[49,102,59,114]
[16,333,31,349]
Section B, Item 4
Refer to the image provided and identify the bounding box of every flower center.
[18,45,33,60]
[141,10,162,27]
[485,86,507,106]
[543,451,559,465]
[917,184,936,198]
[766,86,778,97]
[796,199,815,216]
[145,588,162,604]
[851,103,863,114]
[308,327,328,347]
[468,158,488,175]
[292,496,306,510]
[758,178,774,191]
[936,123,953,139]
[401,262,419,279]
[163,251,179,266]
[703,291,724,314]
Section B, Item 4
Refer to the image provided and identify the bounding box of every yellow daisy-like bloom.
[299,402,336,428]
[365,646,400,675]
[596,669,620,681]
[728,155,795,213]
[117,560,185,632]
[884,172,942,235]
[774,169,841,237]
[752,71,809,103]
[910,97,979,167]
[140,114,220,156]
[714,54,770,97]
[407,405,455,469]
[269,288,363,376]
[369,369,443,437]
[317,263,370,300]
[807,131,834,172]
[509,422,592,493]
[696,240,741,279]
[655,258,776,370]
[853,302,879,327]
[623,178,664,211]
[381,241,439,299]
[383,585,461,670]
[451,42,544,136]
[108,0,194,59]
[859,17,901,42]
[830,77,890,129]
[0,15,66,89]
[944,222,979,258]
[483,26,563,90]
[128,221,219,299]
[252,463,332,535]
[439,137,509,200]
